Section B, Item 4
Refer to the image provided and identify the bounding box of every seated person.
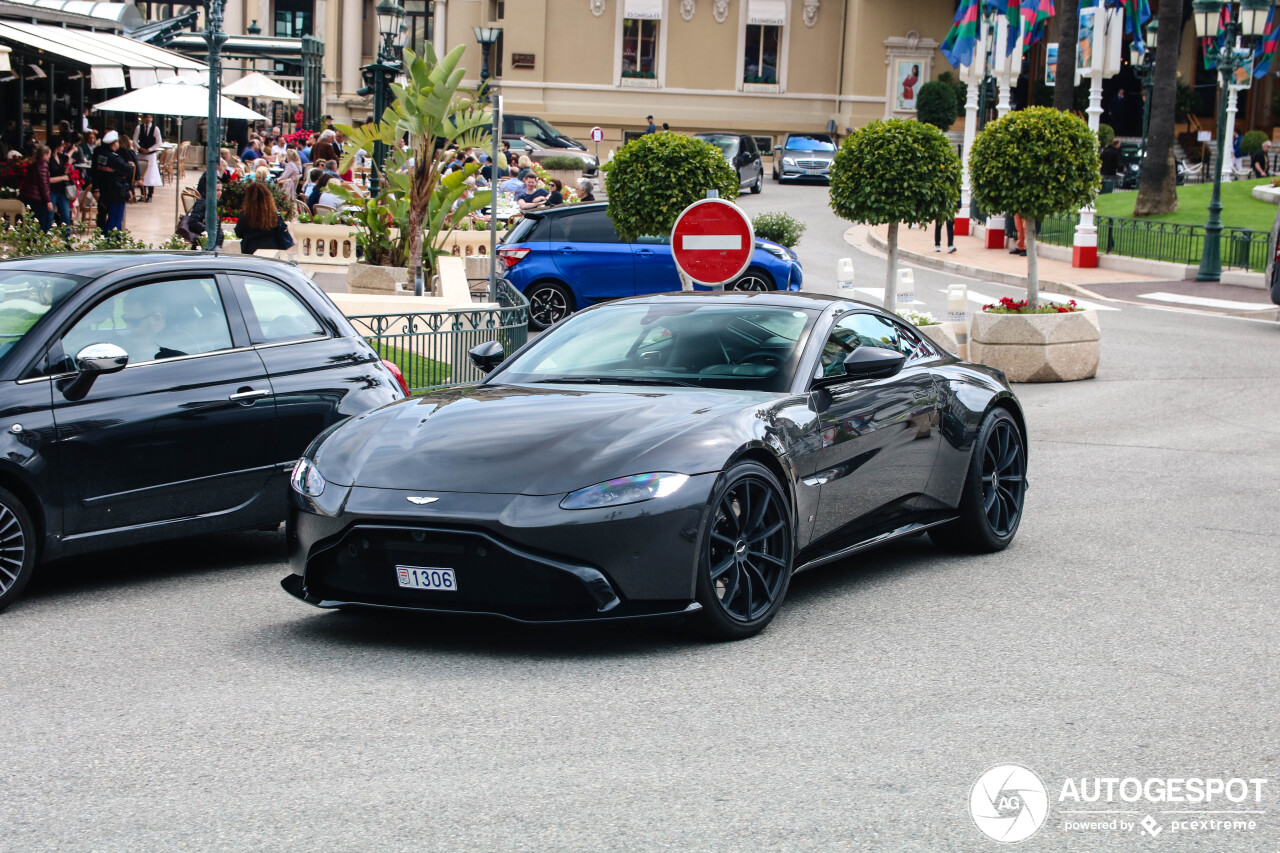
[514,170,549,210]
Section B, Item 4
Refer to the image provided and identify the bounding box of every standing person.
[1010,215,1027,256]
[19,145,54,232]
[75,130,96,166]
[644,115,657,135]
[117,137,140,203]
[234,181,293,253]
[1099,138,1122,177]
[934,214,955,253]
[1252,141,1272,178]
[133,113,163,202]
[293,106,304,131]
[94,131,131,233]
[48,137,75,229]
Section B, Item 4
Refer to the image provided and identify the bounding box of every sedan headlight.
[290,457,327,497]
[782,157,796,166]
[560,472,689,510]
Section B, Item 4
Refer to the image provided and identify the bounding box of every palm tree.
[1134,0,1184,215]
[1053,0,1079,112]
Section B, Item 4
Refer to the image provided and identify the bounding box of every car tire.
[0,486,37,612]
[929,408,1027,553]
[727,268,774,292]
[751,172,763,194]
[527,281,575,331]
[772,168,780,181]
[694,461,793,641]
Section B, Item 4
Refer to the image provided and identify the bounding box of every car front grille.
[795,159,830,170]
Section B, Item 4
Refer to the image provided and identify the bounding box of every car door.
[631,234,683,295]
[802,312,943,544]
[46,274,279,536]
[740,136,762,186]
[228,273,385,466]
[549,210,636,302]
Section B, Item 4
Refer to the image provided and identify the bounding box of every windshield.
[532,117,580,148]
[784,135,836,152]
[698,135,739,157]
[490,302,817,393]
[0,271,82,363]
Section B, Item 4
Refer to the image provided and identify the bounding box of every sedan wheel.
[695,462,792,640]
[0,486,36,612]
[527,282,574,331]
[728,270,773,292]
[930,408,1026,552]
[750,172,763,194]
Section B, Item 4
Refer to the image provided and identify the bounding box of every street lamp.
[203,0,229,250]
[1193,0,1276,281]
[473,26,501,88]
[1129,20,1158,157]
[362,0,405,197]
[968,0,999,223]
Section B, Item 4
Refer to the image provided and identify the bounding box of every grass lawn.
[1096,179,1280,232]
[370,341,451,392]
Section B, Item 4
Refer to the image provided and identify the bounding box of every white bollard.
[947,284,970,360]
[837,258,855,293]
[895,267,915,307]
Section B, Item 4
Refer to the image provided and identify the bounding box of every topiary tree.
[970,107,1099,308]
[829,119,961,310]
[605,133,740,244]
[1241,129,1268,156]
[916,81,959,131]
[1097,123,1115,150]
[752,211,806,247]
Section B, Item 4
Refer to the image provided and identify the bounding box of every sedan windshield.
[491,302,818,392]
[784,135,836,151]
[0,271,82,363]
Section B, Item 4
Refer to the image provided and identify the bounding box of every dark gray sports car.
[283,291,1027,639]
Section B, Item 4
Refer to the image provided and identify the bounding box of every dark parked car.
[503,114,599,176]
[693,132,764,194]
[773,132,837,182]
[0,252,407,610]
[284,291,1028,640]
[497,202,803,329]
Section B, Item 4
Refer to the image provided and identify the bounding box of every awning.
[0,19,205,89]
[747,0,787,25]
[623,0,662,19]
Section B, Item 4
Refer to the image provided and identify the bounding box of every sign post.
[590,125,604,164]
[671,198,755,291]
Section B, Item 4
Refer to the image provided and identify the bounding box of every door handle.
[557,246,577,254]
[229,388,271,402]
[636,249,654,256]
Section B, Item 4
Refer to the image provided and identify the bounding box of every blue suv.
[498,203,804,329]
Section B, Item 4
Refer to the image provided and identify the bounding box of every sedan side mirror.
[59,343,129,401]
[469,340,505,374]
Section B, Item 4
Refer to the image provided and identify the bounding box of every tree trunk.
[1053,0,1079,113]
[408,204,425,291]
[883,221,898,312]
[1025,218,1039,309]
[1133,0,1184,216]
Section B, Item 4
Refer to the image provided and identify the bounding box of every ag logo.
[969,764,1049,843]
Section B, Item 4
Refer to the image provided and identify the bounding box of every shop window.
[744,24,779,85]
[622,19,659,79]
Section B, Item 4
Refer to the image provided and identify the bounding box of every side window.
[816,313,919,378]
[235,277,326,344]
[555,212,622,244]
[59,277,232,368]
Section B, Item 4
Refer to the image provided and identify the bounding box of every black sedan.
[0,252,407,610]
[284,291,1028,640]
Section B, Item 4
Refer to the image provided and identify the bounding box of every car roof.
[606,289,881,312]
[0,250,301,279]
[519,201,609,219]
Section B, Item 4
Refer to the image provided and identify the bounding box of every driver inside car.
[119,288,201,363]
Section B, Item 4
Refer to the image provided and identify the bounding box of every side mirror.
[469,340,505,374]
[773,144,782,150]
[59,343,129,401]
[814,347,906,386]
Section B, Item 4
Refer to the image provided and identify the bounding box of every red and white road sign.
[590,126,605,142]
[670,198,754,285]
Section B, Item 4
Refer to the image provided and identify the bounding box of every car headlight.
[290,457,327,497]
[782,157,795,166]
[759,242,789,260]
[560,472,689,510]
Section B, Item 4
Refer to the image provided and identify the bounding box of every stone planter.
[969,309,1100,382]
[547,169,583,190]
[916,322,958,354]
[0,198,25,224]
[348,262,410,294]
[439,230,496,258]
[291,221,358,265]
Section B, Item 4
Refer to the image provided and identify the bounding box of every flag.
[1203,4,1231,69]
[941,0,981,68]
[1123,0,1152,54]
[1019,0,1055,53]
[1255,5,1278,76]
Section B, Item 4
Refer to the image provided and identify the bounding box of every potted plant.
[539,154,586,189]
[828,119,961,310]
[898,308,958,353]
[969,106,1101,382]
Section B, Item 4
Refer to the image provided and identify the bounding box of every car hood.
[313,383,775,495]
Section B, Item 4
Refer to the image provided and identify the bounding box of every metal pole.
[46,62,55,143]
[1140,65,1154,156]
[1197,61,1233,281]
[204,0,227,250]
[369,59,386,197]
[488,91,500,303]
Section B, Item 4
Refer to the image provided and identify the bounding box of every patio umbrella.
[221,72,301,101]
[92,78,268,225]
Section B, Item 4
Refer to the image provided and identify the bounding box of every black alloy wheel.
[0,486,36,612]
[930,408,1027,553]
[728,269,773,292]
[527,282,574,330]
[695,462,793,640]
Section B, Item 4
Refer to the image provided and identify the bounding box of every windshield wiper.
[527,376,602,384]
[527,375,699,388]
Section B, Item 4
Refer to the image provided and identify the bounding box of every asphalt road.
[3,182,1280,852]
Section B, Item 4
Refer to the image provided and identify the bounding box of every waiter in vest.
[133,114,163,203]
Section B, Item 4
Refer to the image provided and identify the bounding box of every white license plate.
[396,565,457,591]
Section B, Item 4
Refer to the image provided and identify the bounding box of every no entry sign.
[590,126,604,142]
[670,198,754,285]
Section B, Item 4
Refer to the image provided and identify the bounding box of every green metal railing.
[348,280,529,394]
[1038,213,1273,272]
